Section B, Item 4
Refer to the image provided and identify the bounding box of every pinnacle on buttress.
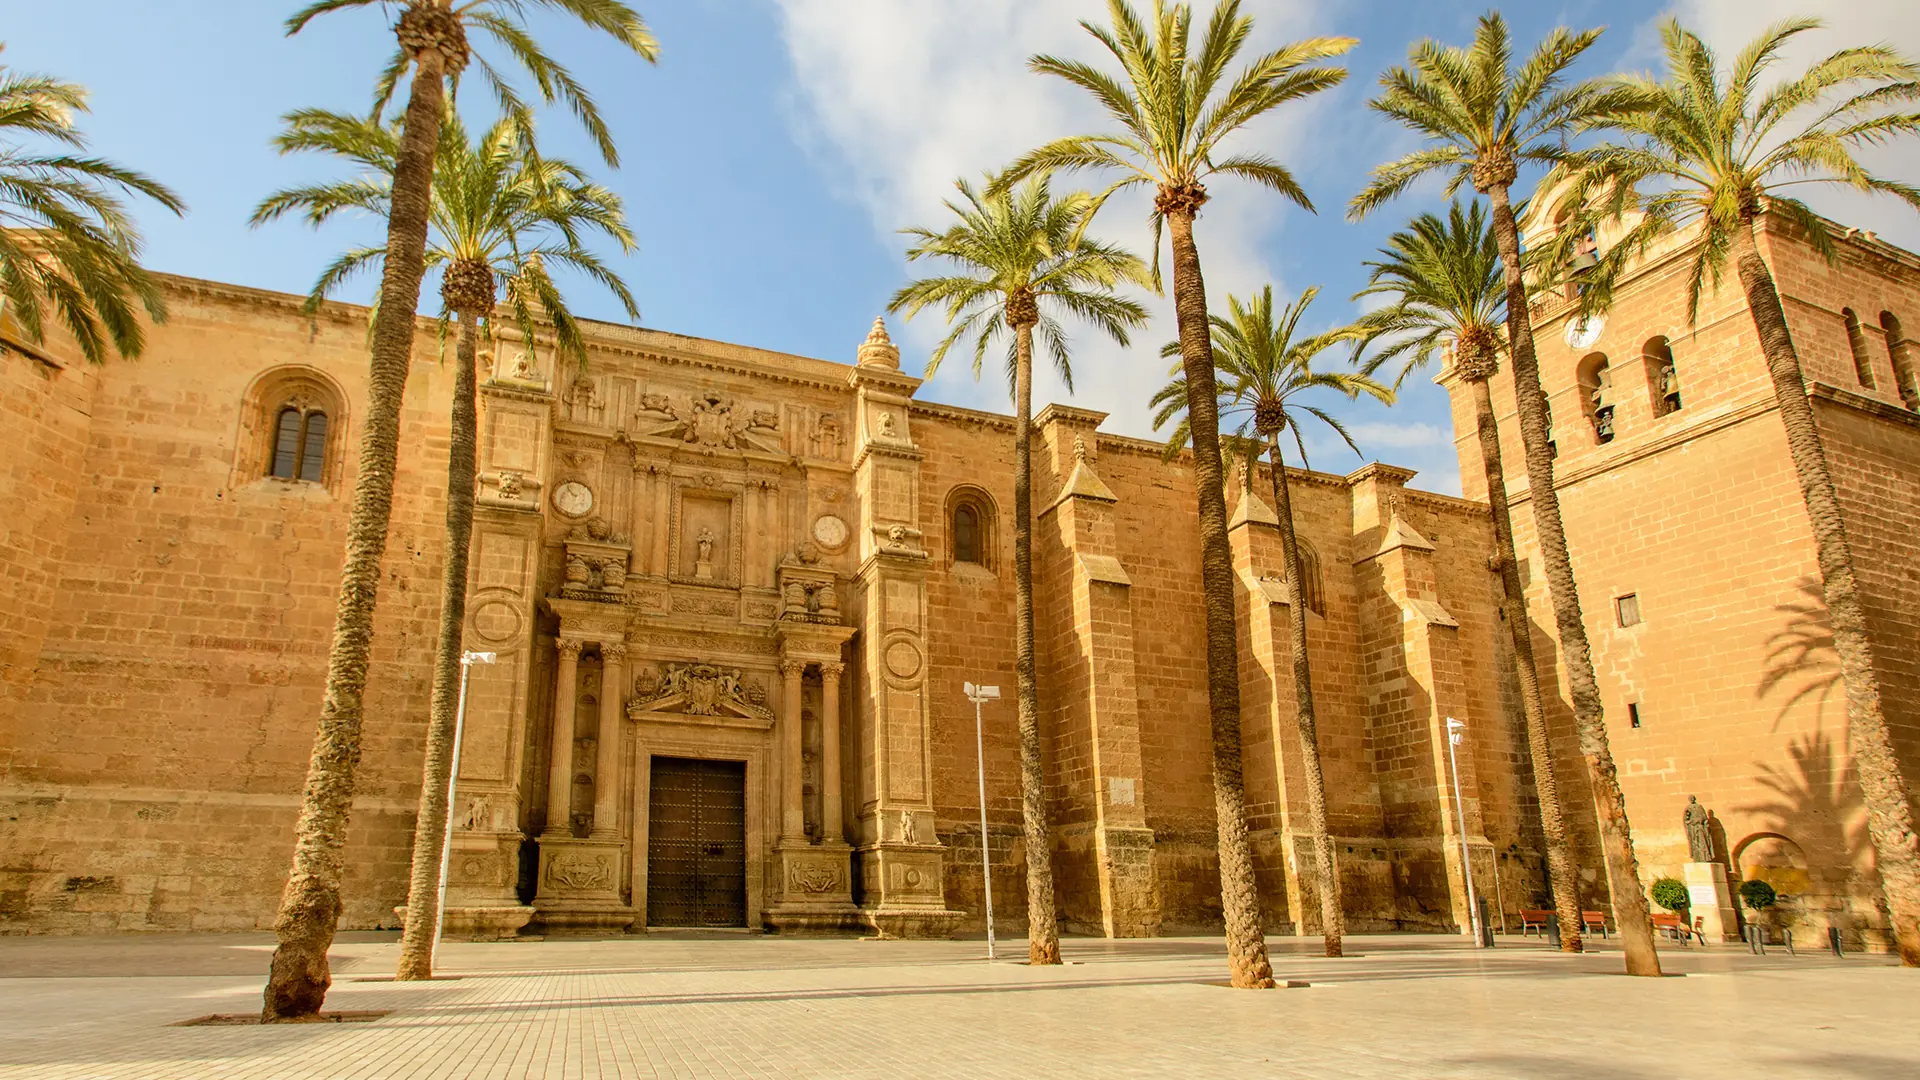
[856,316,901,370]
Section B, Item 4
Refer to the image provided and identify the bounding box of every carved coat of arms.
[629,662,771,722]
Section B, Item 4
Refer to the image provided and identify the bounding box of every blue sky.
[9,1,1918,495]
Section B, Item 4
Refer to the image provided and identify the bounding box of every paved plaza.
[1,932,1914,1079]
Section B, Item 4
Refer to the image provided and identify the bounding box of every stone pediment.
[627,662,773,723]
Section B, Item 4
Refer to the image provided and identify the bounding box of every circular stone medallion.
[812,514,850,550]
[552,480,593,518]
[883,639,922,680]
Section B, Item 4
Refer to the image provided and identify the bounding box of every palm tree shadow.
[1757,578,1840,732]
[1734,729,1872,932]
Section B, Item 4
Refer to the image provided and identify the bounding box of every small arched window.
[947,487,995,570]
[1881,311,1917,410]
[1643,336,1681,417]
[1578,352,1615,445]
[954,503,981,565]
[1291,542,1326,617]
[271,407,329,482]
[1843,308,1877,389]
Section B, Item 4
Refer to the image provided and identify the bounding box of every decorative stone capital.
[600,642,627,663]
[557,638,586,660]
[780,659,807,679]
[819,662,845,681]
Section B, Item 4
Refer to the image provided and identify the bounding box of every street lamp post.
[431,650,496,964]
[964,681,1001,960]
[1445,716,1483,947]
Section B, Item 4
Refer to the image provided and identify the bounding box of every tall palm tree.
[1151,286,1391,958]
[890,174,1149,965]
[1346,200,1585,953]
[999,0,1353,988]
[1349,12,1663,977]
[1551,17,1920,966]
[255,108,639,982]
[0,48,183,363]
[264,0,655,1022]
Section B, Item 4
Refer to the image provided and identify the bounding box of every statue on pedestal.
[1684,794,1714,862]
[694,527,715,580]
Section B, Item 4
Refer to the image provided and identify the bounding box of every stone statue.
[694,527,716,580]
[1684,794,1714,862]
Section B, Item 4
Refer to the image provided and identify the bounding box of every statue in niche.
[1684,795,1714,862]
[898,808,916,844]
[694,527,716,580]
[812,413,842,458]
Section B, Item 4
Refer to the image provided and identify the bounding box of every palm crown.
[1348,199,1507,387]
[1152,286,1393,465]
[1350,12,1609,218]
[286,0,658,166]
[999,0,1352,284]
[253,108,639,366]
[1546,17,1920,321]
[0,49,183,363]
[889,174,1150,387]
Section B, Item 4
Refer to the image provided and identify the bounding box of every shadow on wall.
[1734,729,1880,944]
[1758,578,1840,731]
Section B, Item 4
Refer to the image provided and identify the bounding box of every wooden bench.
[1581,910,1610,938]
[1651,912,1697,943]
[1518,909,1554,938]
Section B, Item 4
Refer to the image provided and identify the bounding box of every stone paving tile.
[0,935,1913,1079]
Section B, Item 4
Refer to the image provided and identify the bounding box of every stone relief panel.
[459,525,537,785]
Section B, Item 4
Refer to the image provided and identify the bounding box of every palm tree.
[264,0,655,1022]
[999,0,1353,988]
[1349,12,1663,977]
[1346,200,1585,953]
[890,174,1149,965]
[1551,17,1920,966]
[0,48,183,363]
[1152,286,1391,958]
[255,108,639,982]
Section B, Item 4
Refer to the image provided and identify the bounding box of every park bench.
[1581,910,1610,938]
[1518,909,1554,938]
[1650,912,1697,943]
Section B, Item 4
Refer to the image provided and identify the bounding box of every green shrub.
[1738,879,1778,910]
[1650,877,1690,912]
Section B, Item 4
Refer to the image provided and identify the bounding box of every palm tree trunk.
[1266,436,1343,957]
[262,50,449,1021]
[1012,318,1061,965]
[1165,205,1274,989]
[395,309,482,980]
[1731,222,1920,966]
[1466,372,1584,953]
[1485,184,1660,976]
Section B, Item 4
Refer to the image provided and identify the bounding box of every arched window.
[1843,308,1877,389]
[946,487,996,570]
[271,406,329,482]
[954,504,981,564]
[1882,311,1917,410]
[237,365,347,493]
[1643,336,1681,417]
[1578,352,1615,445]
[1291,542,1326,617]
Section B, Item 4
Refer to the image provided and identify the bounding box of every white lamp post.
[1445,716,1483,946]
[431,650,496,964]
[964,681,1001,960]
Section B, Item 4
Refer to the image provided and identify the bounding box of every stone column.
[591,643,626,838]
[820,661,845,843]
[544,638,584,836]
[780,659,807,840]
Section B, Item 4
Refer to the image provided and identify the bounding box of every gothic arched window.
[954,504,981,564]
[271,406,330,482]
[1843,308,1877,389]
[946,487,996,571]
[1292,542,1326,617]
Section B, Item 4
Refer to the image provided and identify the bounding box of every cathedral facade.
[2,205,1914,948]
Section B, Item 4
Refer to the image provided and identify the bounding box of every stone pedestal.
[533,835,635,933]
[764,840,860,934]
[1685,861,1739,942]
[857,841,963,939]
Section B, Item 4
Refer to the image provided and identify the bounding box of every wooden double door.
[645,756,747,927]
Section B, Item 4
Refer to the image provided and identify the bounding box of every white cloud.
[1651,1,1920,252]
[772,0,1333,441]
